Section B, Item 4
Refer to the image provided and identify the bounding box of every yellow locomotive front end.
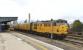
[52,25,68,35]
[51,19,69,39]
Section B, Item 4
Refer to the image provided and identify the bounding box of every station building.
[0,17,17,32]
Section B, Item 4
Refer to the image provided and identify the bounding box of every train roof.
[32,19,67,24]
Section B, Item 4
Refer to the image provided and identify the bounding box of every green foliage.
[72,20,83,32]
[51,19,53,21]
[24,19,27,23]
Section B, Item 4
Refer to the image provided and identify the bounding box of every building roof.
[0,17,18,23]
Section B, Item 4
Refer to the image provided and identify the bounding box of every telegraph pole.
[29,13,31,23]
[51,19,53,39]
[50,19,54,43]
[28,13,31,32]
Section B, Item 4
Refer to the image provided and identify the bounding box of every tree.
[71,20,83,32]
[24,19,27,23]
[51,19,53,21]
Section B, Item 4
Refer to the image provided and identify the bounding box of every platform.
[0,32,63,50]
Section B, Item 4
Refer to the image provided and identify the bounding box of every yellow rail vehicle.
[31,21,68,39]
[14,19,69,39]
[14,24,19,30]
[15,23,30,31]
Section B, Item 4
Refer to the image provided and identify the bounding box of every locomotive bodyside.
[31,20,69,39]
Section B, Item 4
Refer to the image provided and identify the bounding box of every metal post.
[51,21,53,39]
[51,33,53,39]
[28,13,31,31]
[29,13,30,23]
[49,21,53,43]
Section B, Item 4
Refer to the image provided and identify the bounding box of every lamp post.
[29,13,31,24]
[28,13,31,32]
[51,21,53,39]
[50,19,53,39]
[49,20,54,43]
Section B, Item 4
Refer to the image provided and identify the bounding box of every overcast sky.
[0,0,83,23]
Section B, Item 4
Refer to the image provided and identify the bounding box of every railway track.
[68,34,83,38]
[64,38,83,46]
[66,36,83,41]
[63,34,83,47]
